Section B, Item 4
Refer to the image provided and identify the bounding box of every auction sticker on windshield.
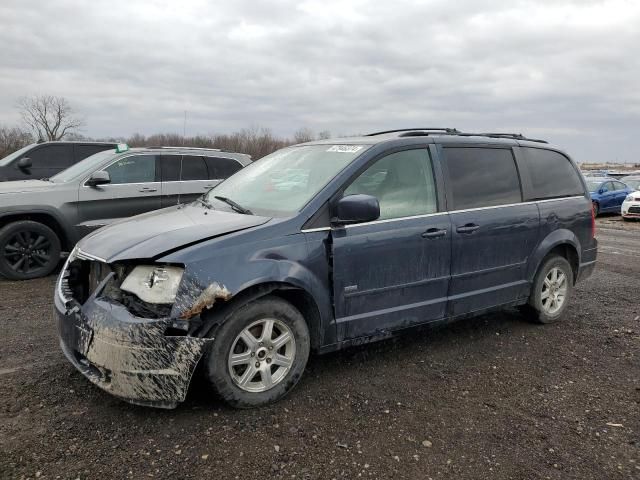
[327,145,364,153]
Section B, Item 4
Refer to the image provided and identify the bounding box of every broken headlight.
[120,265,184,304]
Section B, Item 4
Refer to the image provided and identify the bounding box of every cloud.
[0,0,638,162]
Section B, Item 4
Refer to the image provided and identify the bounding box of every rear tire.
[521,255,574,324]
[0,221,61,280]
[204,296,310,408]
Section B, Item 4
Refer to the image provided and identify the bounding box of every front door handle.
[456,223,480,234]
[138,187,157,193]
[422,228,447,239]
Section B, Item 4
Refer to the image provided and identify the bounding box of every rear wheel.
[204,296,310,408]
[521,255,574,324]
[0,221,61,280]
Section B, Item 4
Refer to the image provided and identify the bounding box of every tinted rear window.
[205,157,243,179]
[181,155,208,180]
[444,147,522,210]
[29,144,74,168]
[519,147,584,199]
[75,144,113,161]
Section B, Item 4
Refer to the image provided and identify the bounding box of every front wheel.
[204,296,310,408]
[592,202,599,217]
[0,220,61,280]
[521,255,574,324]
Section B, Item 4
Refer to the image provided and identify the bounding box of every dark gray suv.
[54,129,597,409]
[0,145,251,280]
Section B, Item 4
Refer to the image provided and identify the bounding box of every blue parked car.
[586,177,633,216]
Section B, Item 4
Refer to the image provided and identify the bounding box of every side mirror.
[599,188,607,194]
[86,170,111,187]
[17,157,32,172]
[333,194,380,225]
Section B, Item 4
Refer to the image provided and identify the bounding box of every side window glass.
[28,145,74,168]
[205,157,243,179]
[160,154,181,182]
[105,155,156,184]
[181,155,208,180]
[444,148,521,210]
[75,145,112,161]
[344,149,437,220]
[614,182,625,191]
[519,148,584,199]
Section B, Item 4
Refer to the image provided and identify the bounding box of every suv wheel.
[204,296,310,408]
[522,255,574,324]
[0,221,61,280]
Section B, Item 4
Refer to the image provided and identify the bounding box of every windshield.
[0,144,35,167]
[624,178,640,190]
[51,149,117,182]
[586,181,603,192]
[205,144,370,217]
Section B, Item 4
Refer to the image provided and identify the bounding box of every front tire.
[204,296,310,408]
[592,202,599,217]
[522,255,574,324]
[0,221,61,280]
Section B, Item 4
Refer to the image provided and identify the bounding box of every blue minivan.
[55,129,598,408]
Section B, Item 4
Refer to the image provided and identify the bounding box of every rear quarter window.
[444,147,522,210]
[519,147,584,199]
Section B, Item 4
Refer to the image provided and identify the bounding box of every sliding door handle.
[138,187,157,193]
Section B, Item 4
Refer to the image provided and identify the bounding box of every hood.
[77,204,271,262]
[0,179,54,194]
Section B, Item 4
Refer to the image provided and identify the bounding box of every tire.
[0,221,61,280]
[592,202,599,217]
[204,296,310,408]
[521,255,574,324]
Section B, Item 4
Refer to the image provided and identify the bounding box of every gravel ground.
[1,216,638,480]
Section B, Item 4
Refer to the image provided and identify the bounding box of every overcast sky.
[0,0,639,162]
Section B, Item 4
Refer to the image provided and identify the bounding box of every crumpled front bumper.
[54,287,212,409]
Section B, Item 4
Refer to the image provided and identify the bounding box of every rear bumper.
[54,289,211,409]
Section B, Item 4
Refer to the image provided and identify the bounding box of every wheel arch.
[0,210,72,250]
[197,281,325,350]
[527,230,581,285]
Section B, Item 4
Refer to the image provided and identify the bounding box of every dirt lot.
[1,216,638,480]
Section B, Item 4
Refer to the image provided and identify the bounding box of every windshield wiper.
[195,197,213,209]
[213,195,253,215]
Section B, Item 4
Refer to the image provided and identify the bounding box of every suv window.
[519,147,584,199]
[344,148,437,220]
[444,147,521,210]
[105,155,157,184]
[181,155,209,180]
[205,157,243,179]
[612,181,626,191]
[160,154,181,182]
[75,144,113,161]
[29,144,74,168]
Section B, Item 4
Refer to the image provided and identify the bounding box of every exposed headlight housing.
[625,194,633,202]
[121,265,184,304]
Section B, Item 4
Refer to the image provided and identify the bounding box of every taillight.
[591,205,596,238]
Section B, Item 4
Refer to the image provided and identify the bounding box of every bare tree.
[17,95,85,141]
[293,127,315,144]
[0,125,33,158]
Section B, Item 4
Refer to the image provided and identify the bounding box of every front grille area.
[629,206,640,214]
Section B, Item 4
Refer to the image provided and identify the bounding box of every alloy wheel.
[2,230,53,275]
[541,267,568,315]
[228,318,296,393]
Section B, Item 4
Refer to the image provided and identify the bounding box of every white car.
[621,190,640,220]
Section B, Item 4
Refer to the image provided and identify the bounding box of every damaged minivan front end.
[55,248,223,408]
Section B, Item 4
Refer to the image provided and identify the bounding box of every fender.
[0,205,76,248]
[526,228,581,283]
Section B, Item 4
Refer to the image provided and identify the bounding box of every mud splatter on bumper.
[54,292,211,409]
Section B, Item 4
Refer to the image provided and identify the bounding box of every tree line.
[1,95,334,160]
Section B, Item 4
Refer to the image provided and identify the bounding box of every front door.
[76,154,161,237]
[441,146,540,316]
[331,148,451,340]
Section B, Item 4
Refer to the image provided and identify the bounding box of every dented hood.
[77,204,271,262]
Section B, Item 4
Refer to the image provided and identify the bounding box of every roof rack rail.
[366,128,460,136]
[365,128,548,144]
[145,146,222,151]
[456,132,548,144]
